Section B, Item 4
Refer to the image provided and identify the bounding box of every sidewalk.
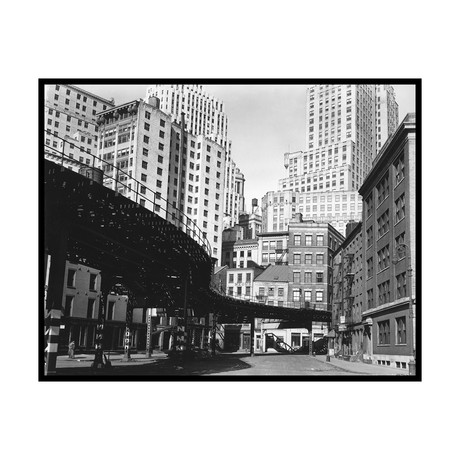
[313,354,409,376]
[56,351,169,369]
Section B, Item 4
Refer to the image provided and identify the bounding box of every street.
[53,351,409,377]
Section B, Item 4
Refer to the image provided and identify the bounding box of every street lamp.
[392,243,416,375]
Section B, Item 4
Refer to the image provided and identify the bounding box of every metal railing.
[44,130,212,257]
[209,286,325,311]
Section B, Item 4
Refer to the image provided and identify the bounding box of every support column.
[211,313,217,357]
[250,317,255,357]
[145,308,152,358]
[44,227,68,375]
[261,320,266,353]
[307,320,313,356]
[179,274,189,353]
[200,320,206,349]
[123,296,134,361]
[92,273,113,369]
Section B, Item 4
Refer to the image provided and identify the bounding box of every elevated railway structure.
[42,134,331,375]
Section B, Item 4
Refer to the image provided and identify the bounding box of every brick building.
[359,113,416,371]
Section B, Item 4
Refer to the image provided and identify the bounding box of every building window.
[278,288,284,297]
[378,320,390,345]
[396,272,407,298]
[377,245,390,272]
[396,316,407,344]
[305,271,312,283]
[258,287,265,296]
[143,135,149,144]
[294,234,301,246]
[64,296,74,316]
[316,253,324,265]
[316,272,324,283]
[268,287,274,297]
[293,271,301,283]
[395,194,406,223]
[89,273,97,291]
[367,289,374,309]
[305,290,312,302]
[377,211,390,238]
[87,298,96,319]
[293,289,301,302]
[229,274,234,283]
[316,291,324,302]
[246,273,251,282]
[377,173,389,205]
[305,253,312,264]
[394,154,405,185]
[378,280,391,305]
[67,269,76,288]
[305,234,312,245]
[107,301,115,320]
[293,253,301,264]
[316,234,324,246]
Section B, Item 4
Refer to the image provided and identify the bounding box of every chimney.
[252,198,258,213]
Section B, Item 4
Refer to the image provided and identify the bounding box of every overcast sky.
[78,83,415,207]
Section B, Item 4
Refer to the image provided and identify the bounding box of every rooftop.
[254,264,290,283]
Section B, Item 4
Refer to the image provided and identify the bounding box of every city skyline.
[77,83,416,206]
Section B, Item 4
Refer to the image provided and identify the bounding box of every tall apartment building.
[45,84,115,162]
[264,84,399,236]
[146,84,245,228]
[95,96,226,262]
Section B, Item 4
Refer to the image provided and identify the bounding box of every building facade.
[45,84,115,158]
[332,222,366,358]
[95,97,226,262]
[146,84,245,229]
[57,261,147,354]
[263,84,399,238]
[359,113,416,371]
[257,231,289,267]
[261,189,362,235]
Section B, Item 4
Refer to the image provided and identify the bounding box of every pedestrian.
[68,340,75,359]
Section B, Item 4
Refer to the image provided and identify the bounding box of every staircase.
[265,333,294,353]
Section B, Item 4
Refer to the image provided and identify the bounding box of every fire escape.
[343,253,355,328]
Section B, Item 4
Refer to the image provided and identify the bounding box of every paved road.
[52,351,408,377]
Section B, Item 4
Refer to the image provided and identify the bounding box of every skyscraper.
[95,95,226,262]
[146,84,245,227]
[263,84,399,235]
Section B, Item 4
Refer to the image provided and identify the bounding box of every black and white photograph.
[4,2,460,459]
[40,80,420,380]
